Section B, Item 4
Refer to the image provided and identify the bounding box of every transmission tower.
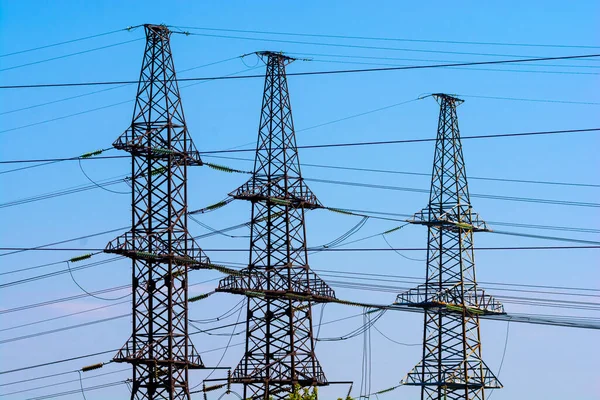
[105,24,210,399]
[396,94,504,400]
[217,51,337,400]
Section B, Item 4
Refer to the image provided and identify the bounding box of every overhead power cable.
[310,57,598,76]
[0,278,219,315]
[0,257,122,289]
[1,245,599,253]
[0,55,242,116]
[23,380,127,400]
[0,227,125,256]
[1,278,597,349]
[1,127,598,163]
[286,51,600,70]
[0,368,129,397]
[305,177,600,208]
[205,154,600,189]
[1,53,598,89]
[0,300,129,333]
[459,94,600,106]
[174,25,600,50]
[0,27,138,58]
[200,127,600,154]
[0,350,117,375]
[182,30,600,60]
[0,38,144,72]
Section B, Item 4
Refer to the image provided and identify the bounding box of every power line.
[0,27,136,58]
[331,207,600,234]
[0,284,131,315]
[0,278,219,315]
[1,245,598,253]
[0,300,129,333]
[0,257,122,289]
[0,155,125,165]
[24,380,127,400]
[199,127,600,154]
[315,270,600,297]
[305,177,600,208]
[174,25,600,50]
[310,57,598,76]
[2,278,597,348]
[459,94,600,106]
[286,51,600,70]
[207,154,600,189]
[1,299,596,382]
[1,53,598,89]
[0,350,117,375]
[0,314,129,345]
[1,128,597,164]
[183,30,600,60]
[0,368,129,397]
[0,56,253,136]
[0,56,241,116]
[0,227,125,256]
[0,38,143,72]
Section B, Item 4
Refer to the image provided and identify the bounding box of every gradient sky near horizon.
[0,1,599,399]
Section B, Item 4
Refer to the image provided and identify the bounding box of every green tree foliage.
[263,384,353,400]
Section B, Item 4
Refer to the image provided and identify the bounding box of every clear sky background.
[0,1,599,399]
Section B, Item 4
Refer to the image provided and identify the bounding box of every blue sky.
[0,1,599,399]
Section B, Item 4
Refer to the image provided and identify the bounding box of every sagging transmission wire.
[310,57,598,77]
[191,299,246,390]
[1,55,243,116]
[0,27,139,58]
[204,153,600,189]
[286,51,600,71]
[317,309,386,342]
[189,215,249,239]
[0,37,144,73]
[1,54,599,90]
[174,25,600,50]
[310,216,370,250]
[0,300,129,333]
[4,257,596,342]
[190,298,245,324]
[0,256,122,289]
[77,158,129,194]
[0,298,596,390]
[0,59,265,136]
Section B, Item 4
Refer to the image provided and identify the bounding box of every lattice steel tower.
[396,94,504,400]
[105,24,210,399]
[217,51,337,400]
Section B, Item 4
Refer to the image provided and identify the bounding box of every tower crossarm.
[395,284,505,315]
[409,205,489,232]
[105,231,210,267]
[402,358,502,389]
[216,266,336,302]
[231,177,322,209]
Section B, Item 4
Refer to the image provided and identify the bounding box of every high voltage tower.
[396,94,504,400]
[216,51,337,400]
[104,24,210,399]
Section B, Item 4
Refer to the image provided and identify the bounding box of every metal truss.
[396,94,503,400]
[217,52,336,400]
[105,24,210,400]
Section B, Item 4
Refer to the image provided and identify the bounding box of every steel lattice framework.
[217,52,336,400]
[105,24,210,400]
[396,94,504,400]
